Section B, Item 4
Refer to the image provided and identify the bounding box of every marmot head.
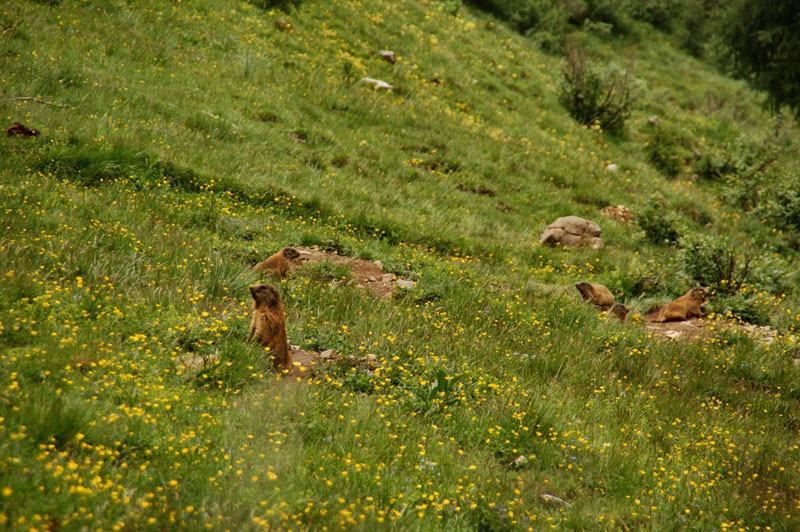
[690,286,710,301]
[282,247,300,260]
[250,283,282,308]
[575,282,593,300]
[609,303,631,320]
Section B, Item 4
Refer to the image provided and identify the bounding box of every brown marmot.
[6,122,40,138]
[655,286,709,322]
[607,303,631,323]
[575,282,615,310]
[247,283,291,371]
[254,247,300,279]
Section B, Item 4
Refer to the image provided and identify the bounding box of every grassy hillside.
[1,0,800,530]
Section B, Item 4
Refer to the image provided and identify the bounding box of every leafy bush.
[464,0,569,50]
[679,236,749,296]
[463,0,630,48]
[678,236,788,297]
[645,124,691,178]
[695,129,800,236]
[712,293,772,325]
[754,181,800,233]
[637,196,682,245]
[696,130,784,182]
[558,44,639,134]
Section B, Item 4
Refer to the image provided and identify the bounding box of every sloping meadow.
[1,0,800,530]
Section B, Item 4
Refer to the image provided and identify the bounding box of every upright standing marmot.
[575,282,615,310]
[254,247,300,279]
[247,283,291,371]
[656,286,709,322]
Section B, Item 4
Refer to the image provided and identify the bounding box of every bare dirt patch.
[645,317,778,344]
[287,347,376,379]
[293,246,412,298]
[288,347,319,378]
[645,319,710,341]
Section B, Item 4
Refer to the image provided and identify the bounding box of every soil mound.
[294,246,410,298]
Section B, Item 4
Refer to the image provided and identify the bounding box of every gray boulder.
[540,216,603,249]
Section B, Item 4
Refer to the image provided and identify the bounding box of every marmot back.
[576,282,615,310]
[656,286,709,323]
[254,247,300,279]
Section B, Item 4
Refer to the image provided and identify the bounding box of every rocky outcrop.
[540,216,603,249]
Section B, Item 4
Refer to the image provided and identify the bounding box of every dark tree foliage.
[720,1,800,116]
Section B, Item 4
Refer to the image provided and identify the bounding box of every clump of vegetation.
[558,43,639,134]
[463,0,569,50]
[678,235,787,296]
[637,196,683,245]
[718,1,800,116]
[248,0,302,10]
[695,127,800,240]
[644,123,692,178]
[712,292,772,326]
[755,181,800,234]
[299,262,352,283]
[696,131,781,184]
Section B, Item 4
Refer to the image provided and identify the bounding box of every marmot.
[6,122,40,138]
[607,303,631,323]
[575,282,615,310]
[655,286,709,322]
[254,247,300,279]
[247,283,291,371]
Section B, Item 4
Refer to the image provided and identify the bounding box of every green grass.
[1,0,800,530]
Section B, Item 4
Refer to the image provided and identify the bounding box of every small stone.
[605,163,619,172]
[374,260,383,269]
[359,77,394,90]
[382,274,394,282]
[396,280,415,289]
[319,349,336,360]
[793,359,800,367]
[541,494,571,507]
[379,50,396,64]
[647,115,661,126]
[664,330,683,340]
[510,455,528,468]
[367,275,376,282]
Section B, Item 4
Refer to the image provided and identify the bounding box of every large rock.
[540,216,603,249]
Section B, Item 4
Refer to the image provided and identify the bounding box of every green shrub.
[645,124,691,178]
[678,236,788,297]
[558,44,639,134]
[754,181,800,233]
[464,0,569,50]
[712,293,771,325]
[463,0,629,47]
[637,196,682,245]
